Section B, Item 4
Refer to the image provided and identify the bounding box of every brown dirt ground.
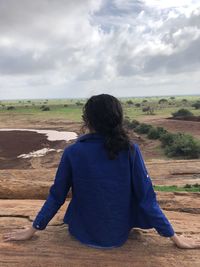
[0,198,200,267]
[0,115,200,266]
[140,115,200,139]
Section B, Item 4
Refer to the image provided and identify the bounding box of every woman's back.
[63,132,133,247]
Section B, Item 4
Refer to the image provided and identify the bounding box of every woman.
[3,94,200,249]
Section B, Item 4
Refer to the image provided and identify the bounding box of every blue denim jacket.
[32,132,174,248]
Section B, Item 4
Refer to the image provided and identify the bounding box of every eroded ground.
[0,115,200,267]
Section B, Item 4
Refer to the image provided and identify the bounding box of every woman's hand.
[170,233,200,249]
[2,226,37,242]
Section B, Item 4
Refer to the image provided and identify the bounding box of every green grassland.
[0,95,199,122]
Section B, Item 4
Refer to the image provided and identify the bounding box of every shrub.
[159,132,176,147]
[164,133,200,159]
[147,127,160,139]
[134,123,153,134]
[76,101,84,106]
[147,126,168,140]
[64,104,68,107]
[172,108,193,118]
[41,106,50,111]
[130,119,140,129]
[158,98,168,104]
[7,106,15,110]
[157,127,168,135]
[123,118,140,129]
[135,103,141,107]
[192,101,200,109]
[184,184,192,188]
[126,100,134,105]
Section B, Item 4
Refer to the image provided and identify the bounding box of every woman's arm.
[131,143,174,237]
[131,144,200,249]
[2,147,72,242]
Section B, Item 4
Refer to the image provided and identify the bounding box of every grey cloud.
[144,37,200,74]
[0,0,200,99]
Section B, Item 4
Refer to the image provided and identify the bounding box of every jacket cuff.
[157,225,175,237]
[32,217,47,230]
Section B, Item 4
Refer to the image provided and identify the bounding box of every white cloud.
[0,0,200,99]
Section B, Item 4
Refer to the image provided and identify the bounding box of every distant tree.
[158,98,168,104]
[172,109,193,118]
[142,99,148,103]
[126,100,134,105]
[135,103,141,107]
[64,104,68,107]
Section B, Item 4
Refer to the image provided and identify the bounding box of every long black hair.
[81,94,133,160]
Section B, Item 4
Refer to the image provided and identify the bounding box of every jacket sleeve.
[131,143,175,237]
[32,147,72,230]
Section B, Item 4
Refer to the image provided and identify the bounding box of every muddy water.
[0,128,77,141]
[0,129,78,167]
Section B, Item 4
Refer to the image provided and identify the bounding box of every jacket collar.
[76,132,105,142]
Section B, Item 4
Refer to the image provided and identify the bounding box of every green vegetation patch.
[153,184,200,192]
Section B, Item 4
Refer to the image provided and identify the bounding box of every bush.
[159,132,176,147]
[184,184,192,188]
[157,127,168,135]
[147,127,160,139]
[164,133,200,159]
[134,123,153,134]
[7,106,15,110]
[40,105,46,109]
[41,106,50,111]
[158,98,168,104]
[130,119,140,129]
[123,118,140,129]
[126,100,134,105]
[172,108,193,118]
[135,103,141,107]
[147,127,168,140]
[76,101,84,106]
[192,101,200,109]
[64,104,68,107]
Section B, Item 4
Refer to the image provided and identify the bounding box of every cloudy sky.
[0,0,200,100]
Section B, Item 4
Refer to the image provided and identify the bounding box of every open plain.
[0,97,200,267]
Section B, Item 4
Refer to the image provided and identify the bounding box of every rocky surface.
[0,197,200,267]
[0,118,200,266]
[0,159,199,199]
